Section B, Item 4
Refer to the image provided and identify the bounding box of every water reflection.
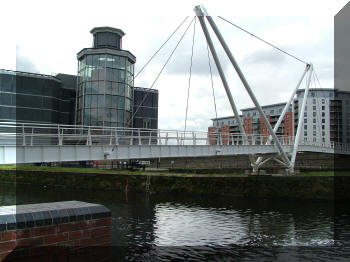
[153,201,333,247]
[154,203,245,246]
[0,183,348,261]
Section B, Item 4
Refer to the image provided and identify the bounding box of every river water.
[1,183,349,261]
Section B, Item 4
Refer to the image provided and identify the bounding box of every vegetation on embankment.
[0,165,349,201]
[1,164,346,176]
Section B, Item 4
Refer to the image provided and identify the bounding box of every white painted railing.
[0,121,349,153]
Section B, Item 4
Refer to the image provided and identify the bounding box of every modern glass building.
[0,69,76,124]
[133,87,158,130]
[76,27,136,128]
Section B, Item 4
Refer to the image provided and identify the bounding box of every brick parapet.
[0,201,111,261]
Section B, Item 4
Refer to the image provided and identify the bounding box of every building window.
[304,118,307,123]
[313,131,316,136]
[322,106,325,110]
[304,131,307,136]
[322,119,325,123]
[304,125,307,129]
[313,137,316,142]
[322,99,325,104]
[322,112,325,117]
[322,131,325,136]
[313,119,316,123]
[313,125,316,130]
[304,137,308,142]
[313,106,316,110]
[313,112,316,117]
[304,112,307,117]
[322,138,325,142]
[322,125,325,130]
[313,98,316,103]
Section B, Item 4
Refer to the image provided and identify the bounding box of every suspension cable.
[218,16,308,65]
[207,43,218,121]
[133,16,189,81]
[313,69,323,88]
[128,17,196,125]
[184,17,197,134]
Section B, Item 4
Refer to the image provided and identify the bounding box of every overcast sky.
[0,0,348,131]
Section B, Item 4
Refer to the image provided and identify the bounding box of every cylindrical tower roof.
[90,27,125,49]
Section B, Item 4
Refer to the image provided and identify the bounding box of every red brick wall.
[260,115,271,143]
[221,125,230,145]
[243,117,253,134]
[283,112,293,138]
[208,126,217,145]
[0,218,111,261]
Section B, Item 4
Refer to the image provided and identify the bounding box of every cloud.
[164,48,224,76]
[243,48,286,66]
[16,46,40,73]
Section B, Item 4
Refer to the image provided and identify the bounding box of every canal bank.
[1,169,349,201]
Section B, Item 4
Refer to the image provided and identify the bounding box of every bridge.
[0,121,348,165]
[0,5,347,174]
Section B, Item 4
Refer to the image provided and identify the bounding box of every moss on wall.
[0,169,348,201]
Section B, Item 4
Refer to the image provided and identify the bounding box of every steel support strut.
[195,5,290,168]
[254,64,311,171]
[194,7,246,139]
[289,64,314,173]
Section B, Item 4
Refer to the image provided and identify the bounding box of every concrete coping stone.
[0,201,111,231]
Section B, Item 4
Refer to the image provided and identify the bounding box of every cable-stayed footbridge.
[1,5,347,174]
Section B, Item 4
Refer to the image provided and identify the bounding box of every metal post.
[87,128,91,146]
[158,130,162,145]
[290,65,313,172]
[22,124,25,146]
[30,128,34,146]
[61,128,64,146]
[194,7,246,140]
[115,129,119,146]
[198,8,290,167]
[58,125,61,146]
[138,129,141,145]
[109,130,113,146]
[130,130,133,146]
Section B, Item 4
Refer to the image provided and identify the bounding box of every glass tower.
[76,27,136,127]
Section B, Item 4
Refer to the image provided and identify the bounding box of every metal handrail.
[1,122,350,152]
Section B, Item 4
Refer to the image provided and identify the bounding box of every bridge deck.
[0,122,348,164]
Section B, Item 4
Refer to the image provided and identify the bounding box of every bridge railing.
[0,122,291,147]
[1,122,349,153]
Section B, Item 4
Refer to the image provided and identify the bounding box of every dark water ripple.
[0,183,349,261]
